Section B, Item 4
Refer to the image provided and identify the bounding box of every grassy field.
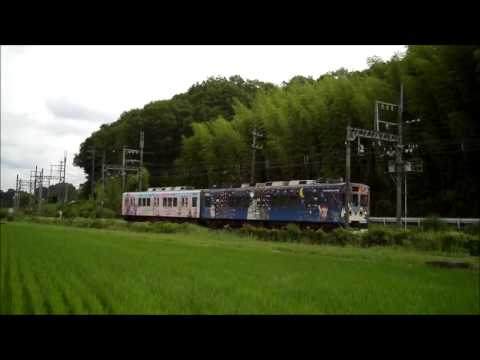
[0,221,478,314]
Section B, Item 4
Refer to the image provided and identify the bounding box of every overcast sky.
[1,45,406,191]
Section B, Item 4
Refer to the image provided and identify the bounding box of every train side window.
[168,198,172,207]
[173,198,177,207]
[138,198,141,206]
[147,198,151,207]
[192,197,197,207]
[163,198,167,207]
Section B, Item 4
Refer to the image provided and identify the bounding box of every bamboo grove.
[74,46,480,217]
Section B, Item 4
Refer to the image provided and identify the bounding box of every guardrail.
[369,217,479,229]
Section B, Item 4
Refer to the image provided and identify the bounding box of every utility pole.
[138,130,144,192]
[404,172,407,231]
[345,125,351,228]
[37,168,44,215]
[396,83,404,226]
[33,165,38,209]
[88,148,96,199]
[63,152,67,204]
[46,165,53,205]
[102,150,106,192]
[346,123,400,227]
[250,127,263,184]
[15,174,19,210]
[122,146,126,193]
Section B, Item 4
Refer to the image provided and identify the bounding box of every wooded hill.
[74,46,480,217]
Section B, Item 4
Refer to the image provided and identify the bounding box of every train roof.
[123,180,369,195]
[203,182,368,192]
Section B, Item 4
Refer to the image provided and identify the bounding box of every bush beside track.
[10,214,480,256]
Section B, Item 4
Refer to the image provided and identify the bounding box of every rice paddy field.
[0,221,479,314]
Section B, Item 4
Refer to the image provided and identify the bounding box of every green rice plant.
[3,222,479,314]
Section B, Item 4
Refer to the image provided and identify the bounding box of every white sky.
[1,45,406,191]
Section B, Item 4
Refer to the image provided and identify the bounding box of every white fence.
[369,217,479,229]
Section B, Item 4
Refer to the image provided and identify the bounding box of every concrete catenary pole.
[37,168,44,215]
[345,125,351,228]
[90,148,95,199]
[63,152,68,204]
[396,83,404,227]
[15,174,19,210]
[122,146,126,193]
[138,130,144,192]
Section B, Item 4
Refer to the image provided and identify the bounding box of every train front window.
[352,195,359,207]
[360,194,368,207]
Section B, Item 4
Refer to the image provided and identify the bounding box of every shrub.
[331,227,355,246]
[63,204,79,219]
[410,231,442,252]
[96,207,117,219]
[0,208,8,220]
[314,229,329,244]
[75,201,96,218]
[130,222,153,233]
[270,228,286,242]
[421,216,448,232]
[361,227,394,247]
[464,223,480,237]
[285,223,301,242]
[151,221,186,234]
[465,237,480,256]
[42,204,59,218]
[90,219,107,229]
[392,230,410,246]
[71,217,94,228]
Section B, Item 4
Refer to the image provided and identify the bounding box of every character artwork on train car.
[318,188,343,223]
[247,188,271,220]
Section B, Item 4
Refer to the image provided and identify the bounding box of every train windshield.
[360,194,368,207]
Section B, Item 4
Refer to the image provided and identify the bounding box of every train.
[122,179,370,229]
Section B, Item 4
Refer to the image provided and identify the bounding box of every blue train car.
[200,181,369,227]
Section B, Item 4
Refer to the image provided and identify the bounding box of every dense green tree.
[74,46,480,217]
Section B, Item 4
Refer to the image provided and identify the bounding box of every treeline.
[0,183,78,209]
[74,46,480,217]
